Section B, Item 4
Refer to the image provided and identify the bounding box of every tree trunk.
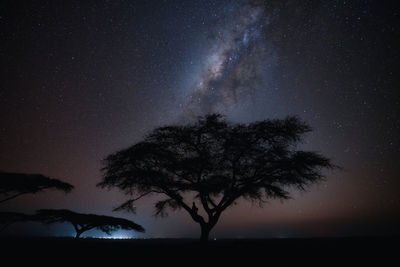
[200,224,211,243]
[75,230,83,239]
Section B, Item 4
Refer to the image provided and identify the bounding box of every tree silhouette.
[0,212,32,232]
[98,114,335,242]
[0,171,74,204]
[35,209,145,239]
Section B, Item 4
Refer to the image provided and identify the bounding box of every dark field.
[1,236,398,266]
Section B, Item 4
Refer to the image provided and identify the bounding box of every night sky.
[1,0,399,238]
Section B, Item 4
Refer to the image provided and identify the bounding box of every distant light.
[96,234,133,240]
[98,235,133,239]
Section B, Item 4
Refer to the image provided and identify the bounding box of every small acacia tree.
[35,209,145,239]
[98,114,335,242]
[0,212,32,232]
[0,172,74,204]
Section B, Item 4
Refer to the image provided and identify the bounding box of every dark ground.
[1,236,398,266]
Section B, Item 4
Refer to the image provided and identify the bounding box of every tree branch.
[0,192,27,204]
[164,188,205,225]
[114,190,164,212]
[199,193,214,218]
[207,195,218,208]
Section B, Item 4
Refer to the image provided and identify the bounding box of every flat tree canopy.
[35,209,145,238]
[0,212,32,231]
[0,212,31,223]
[98,114,335,242]
[0,171,74,204]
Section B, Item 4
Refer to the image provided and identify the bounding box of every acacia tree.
[98,114,335,242]
[35,209,145,239]
[0,212,32,232]
[0,172,74,204]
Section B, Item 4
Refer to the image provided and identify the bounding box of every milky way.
[183,3,271,116]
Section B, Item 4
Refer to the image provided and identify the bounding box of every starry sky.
[1,0,399,238]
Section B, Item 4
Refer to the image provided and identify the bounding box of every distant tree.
[35,209,145,239]
[0,212,32,232]
[98,114,335,242]
[0,171,74,204]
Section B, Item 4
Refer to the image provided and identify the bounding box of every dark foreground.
[1,236,398,266]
